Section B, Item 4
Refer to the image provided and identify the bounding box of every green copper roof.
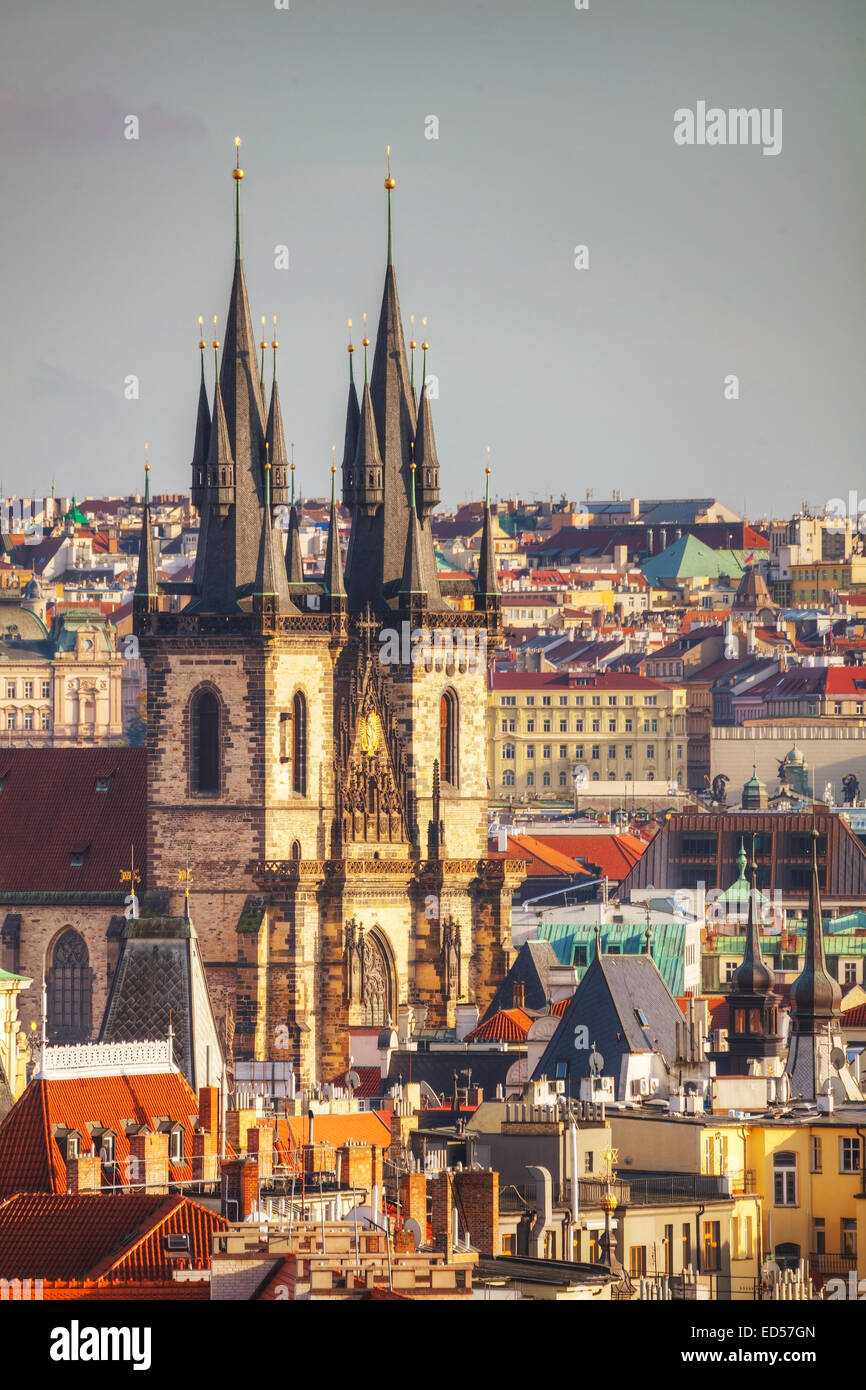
[537,920,687,997]
[641,534,747,586]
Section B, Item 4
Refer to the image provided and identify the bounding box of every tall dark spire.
[190,321,211,512]
[285,456,304,586]
[340,321,361,509]
[475,465,499,599]
[134,456,159,615]
[733,855,773,995]
[323,465,346,599]
[790,828,841,1025]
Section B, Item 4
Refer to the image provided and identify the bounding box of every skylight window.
[634,1008,649,1028]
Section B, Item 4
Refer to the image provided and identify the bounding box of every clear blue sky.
[2,0,864,515]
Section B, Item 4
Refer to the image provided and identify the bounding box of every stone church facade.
[134,154,517,1084]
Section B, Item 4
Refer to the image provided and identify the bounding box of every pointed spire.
[233,136,243,260]
[400,460,426,602]
[413,325,440,518]
[190,319,211,510]
[733,850,773,995]
[253,455,291,607]
[134,449,159,611]
[341,320,361,508]
[476,459,500,599]
[323,463,346,598]
[790,827,842,1023]
[736,837,748,882]
[265,320,290,499]
[286,453,304,585]
[352,380,385,516]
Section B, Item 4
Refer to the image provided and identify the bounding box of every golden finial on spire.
[212,315,220,372]
[361,311,369,348]
[260,316,267,352]
[347,318,354,354]
[384,145,395,190]
[233,136,244,180]
[272,314,278,351]
[290,442,295,470]
[144,442,150,474]
[409,314,416,351]
[198,315,206,351]
[212,315,219,350]
[421,316,429,352]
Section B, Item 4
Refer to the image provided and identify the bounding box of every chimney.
[454,1004,479,1042]
[399,1171,428,1235]
[220,1157,259,1221]
[630,496,640,520]
[431,1171,455,1261]
[454,1169,499,1256]
[128,1130,170,1194]
[513,981,526,1010]
[192,1126,219,1186]
[247,1124,274,1181]
[66,1154,102,1193]
[198,1086,220,1136]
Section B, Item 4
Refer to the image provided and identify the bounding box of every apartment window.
[526,697,535,707]
[5,682,15,699]
[607,719,616,732]
[644,718,658,733]
[608,745,616,759]
[501,1234,516,1255]
[526,745,535,759]
[844,961,858,985]
[682,1224,691,1270]
[575,745,584,759]
[625,745,633,760]
[834,701,843,715]
[811,1136,822,1173]
[575,696,584,706]
[724,961,739,984]
[645,696,658,706]
[624,719,633,732]
[541,772,550,787]
[625,696,634,706]
[527,719,535,733]
[629,1246,647,1278]
[842,1219,857,1260]
[41,714,51,730]
[542,696,551,707]
[24,681,33,699]
[591,695,601,706]
[503,743,515,760]
[23,711,33,729]
[500,720,509,733]
[559,696,568,706]
[813,1218,826,1256]
[608,696,617,706]
[575,720,584,733]
[624,771,632,781]
[500,696,516,706]
[542,720,551,732]
[591,745,600,760]
[526,772,535,787]
[676,744,683,759]
[646,744,655,760]
[773,1151,798,1206]
[559,720,567,732]
[559,745,567,759]
[559,772,567,786]
[42,680,51,699]
[840,1137,861,1173]
[584,1151,593,1173]
[591,719,600,733]
[6,712,15,731]
[703,1221,721,1272]
[169,1128,184,1164]
[542,745,551,759]
[663,1224,674,1277]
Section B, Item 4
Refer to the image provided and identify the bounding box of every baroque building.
[134,149,517,1083]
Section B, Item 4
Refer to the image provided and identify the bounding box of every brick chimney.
[399,1171,427,1235]
[66,1154,102,1193]
[192,1126,219,1186]
[338,1141,373,1195]
[431,1171,455,1261]
[454,1169,499,1255]
[198,1086,220,1137]
[246,1125,274,1181]
[220,1157,259,1221]
[128,1131,170,1194]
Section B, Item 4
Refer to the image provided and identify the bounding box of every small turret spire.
[323,461,346,598]
[362,313,370,384]
[134,447,159,611]
[409,315,416,393]
[286,447,304,585]
[259,317,267,391]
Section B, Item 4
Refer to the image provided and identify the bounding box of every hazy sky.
[2,0,864,516]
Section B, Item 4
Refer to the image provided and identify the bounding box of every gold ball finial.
[485,466,491,476]
[331,464,337,475]
[264,461,271,471]
[409,461,416,473]
[233,138,244,180]
[384,144,395,189]
[290,461,295,472]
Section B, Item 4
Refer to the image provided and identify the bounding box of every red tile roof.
[465,1008,534,1042]
[841,1003,866,1027]
[0,1192,226,1280]
[271,1112,393,1170]
[526,831,648,880]
[0,1072,202,1200]
[499,834,594,879]
[326,1066,381,1099]
[0,748,145,893]
[550,997,572,1018]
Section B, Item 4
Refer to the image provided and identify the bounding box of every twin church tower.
[134,146,513,1083]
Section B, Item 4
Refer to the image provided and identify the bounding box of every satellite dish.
[346,1069,361,1090]
[573,764,589,785]
[589,1047,604,1074]
[831,1047,847,1071]
[402,1217,423,1250]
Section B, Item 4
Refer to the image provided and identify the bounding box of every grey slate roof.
[532,950,684,1095]
[482,939,560,1021]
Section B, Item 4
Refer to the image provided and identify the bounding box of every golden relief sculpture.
[359,710,381,756]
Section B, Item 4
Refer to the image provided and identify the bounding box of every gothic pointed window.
[192,689,220,795]
[47,929,92,1043]
[440,689,458,787]
[292,691,307,795]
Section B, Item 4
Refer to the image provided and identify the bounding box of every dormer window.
[169,1127,184,1164]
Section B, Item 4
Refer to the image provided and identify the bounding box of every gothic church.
[133,150,516,1083]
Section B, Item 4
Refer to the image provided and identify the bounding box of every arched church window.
[360,932,393,1029]
[290,840,301,860]
[191,689,220,795]
[292,691,307,795]
[47,929,92,1043]
[440,689,458,786]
